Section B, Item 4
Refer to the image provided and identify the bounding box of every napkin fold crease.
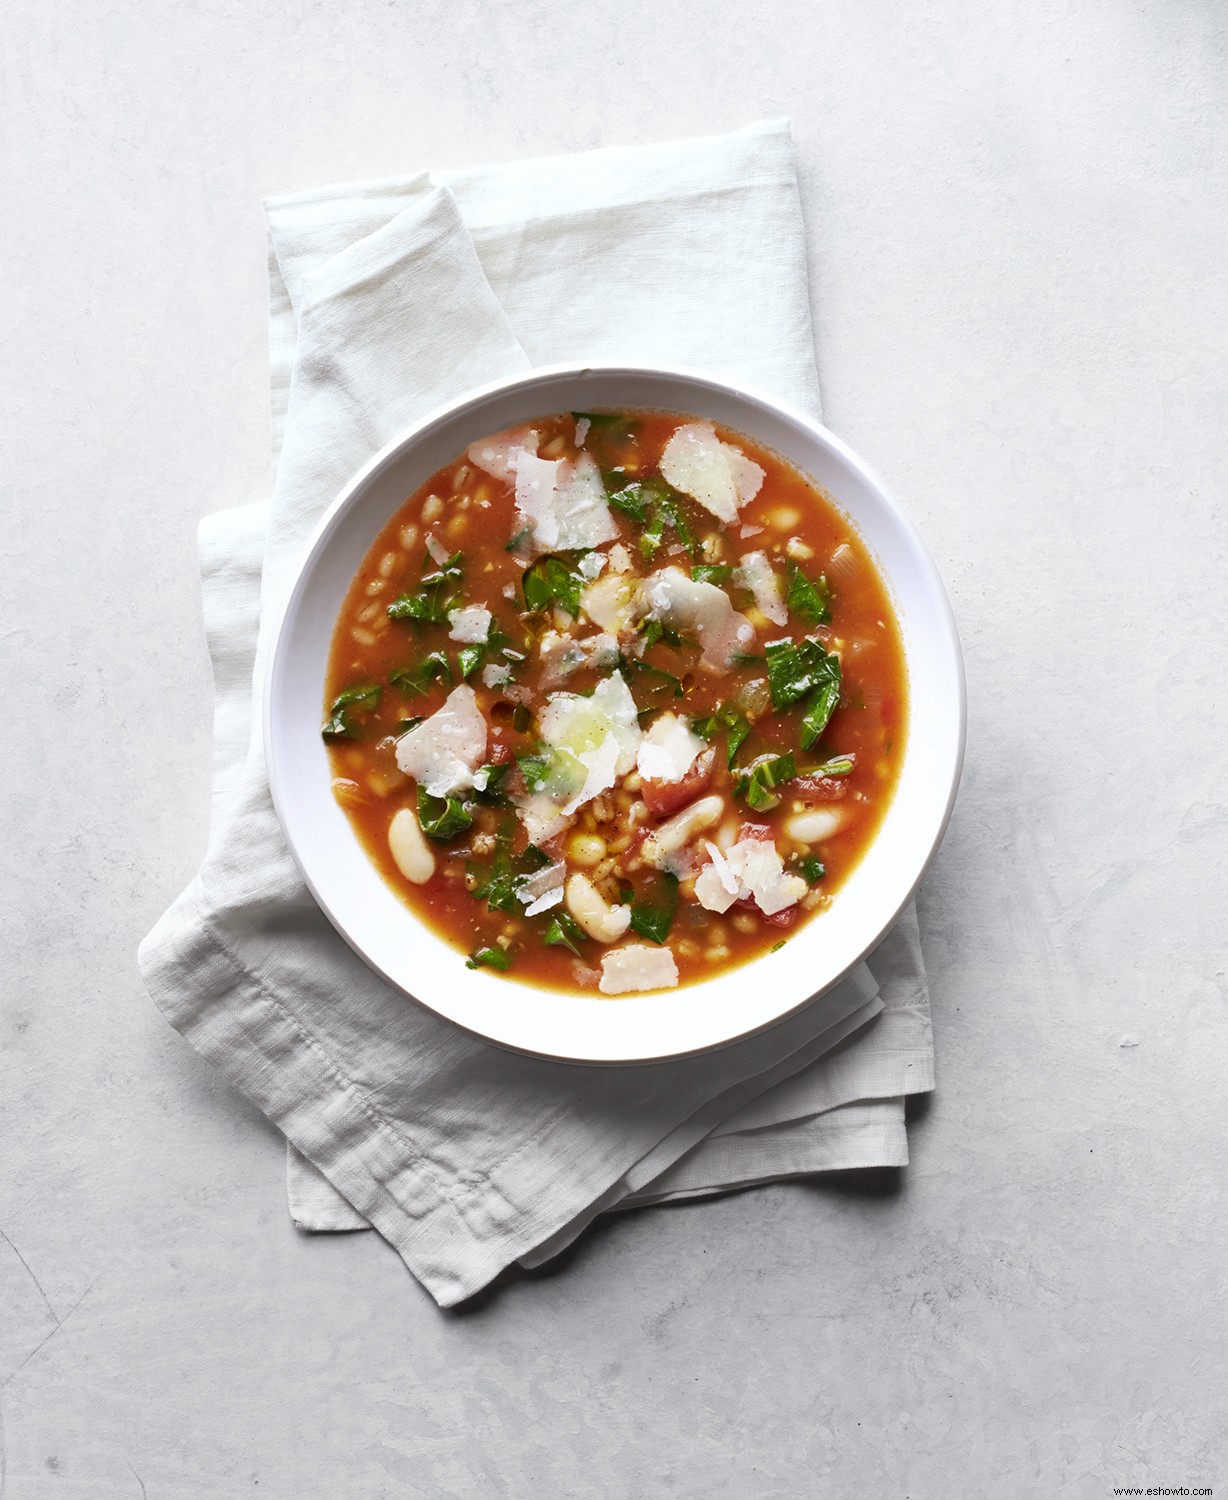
[140,121,935,1307]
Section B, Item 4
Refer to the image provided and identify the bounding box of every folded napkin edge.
[261,118,794,214]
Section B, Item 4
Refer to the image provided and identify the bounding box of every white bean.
[641,796,725,868]
[565,872,631,944]
[715,815,741,851]
[388,806,436,884]
[367,767,407,798]
[568,833,607,868]
[785,807,846,844]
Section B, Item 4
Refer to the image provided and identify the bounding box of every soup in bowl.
[265,366,964,1062]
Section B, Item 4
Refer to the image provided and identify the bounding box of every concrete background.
[3,2,1225,1496]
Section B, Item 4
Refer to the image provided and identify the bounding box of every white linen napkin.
[139,121,934,1306]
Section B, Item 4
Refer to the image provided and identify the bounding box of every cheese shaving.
[641,566,754,669]
[736,551,787,627]
[599,945,680,995]
[394,684,487,798]
[659,422,765,524]
[447,605,492,644]
[694,836,807,917]
[637,713,705,784]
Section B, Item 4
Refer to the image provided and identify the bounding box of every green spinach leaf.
[765,637,837,708]
[523,556,583,617]
[544,911,587,957]
[629,873,679,945]
[466,946,512,972]
[806,752,856,778]
[692,702,751,767]
[390,651,452,697]
[786,564,831,626]
[734,751,797,812]
[416,787,473,841]
[321,682,382,741]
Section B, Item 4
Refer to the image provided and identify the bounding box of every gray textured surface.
[3,3,1226,1496]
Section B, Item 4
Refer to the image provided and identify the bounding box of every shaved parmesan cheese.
[736,551,787,626]
[517,861,566,908]
[517,792,573,847]
[468,428,616,554]
[726,449,766,507]
[467,427,538,482]
[574,416,591,447]
[694,836,807,917]
[539,630,620,686]
[523,887,564,917]
[641,566,754,669]
[560,731,621,817]
[471,429,620,557]
[599,945,680,995]
[481,662,511,689]
[553,452,620,551]
[704,839,739,894]
[514,449,564,551]
[660,423,739,524]
[517,861,565,901]
[395,684,487,797]
[637,713,705,784]
[447,605,492,644]
[693,864,738,914]
[425,531,451,565]
[513,671,644,837]
[659,422,764,524]
[539,672,641,780]
[580,573,639,635]
[608,542,633,574]
[577,550,606,581]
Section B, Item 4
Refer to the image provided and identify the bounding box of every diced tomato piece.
[641,747,715,819]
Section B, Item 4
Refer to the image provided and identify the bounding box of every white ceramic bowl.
[265,364,964,1064]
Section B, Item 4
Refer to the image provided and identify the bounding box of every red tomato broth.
[322,410,907,994]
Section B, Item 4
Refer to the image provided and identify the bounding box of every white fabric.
[138,121,935,1308]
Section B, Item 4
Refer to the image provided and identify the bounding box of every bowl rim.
[263,361,966,1065]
